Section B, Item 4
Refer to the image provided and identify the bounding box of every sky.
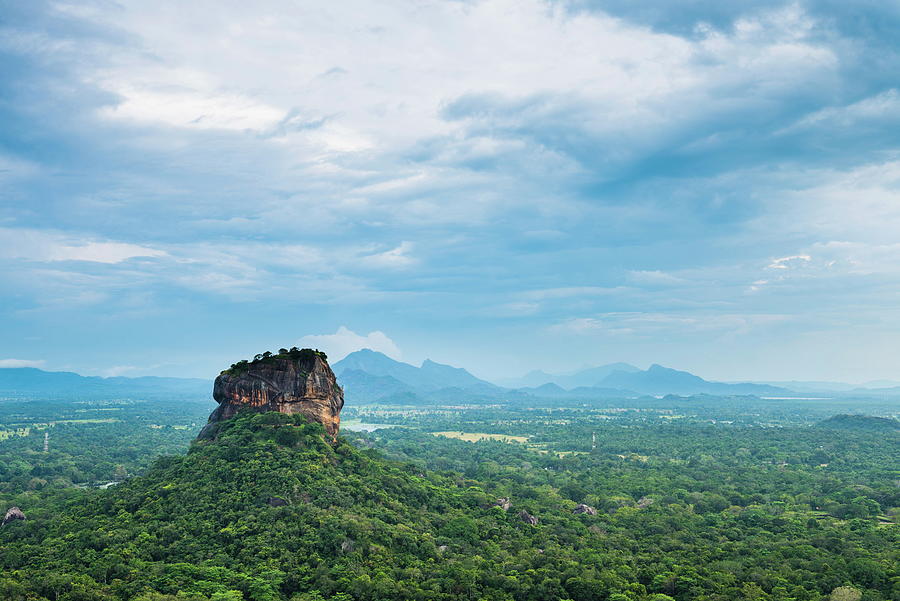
[2,0,900,383]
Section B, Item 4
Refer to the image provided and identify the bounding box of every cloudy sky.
[2,0,900,382]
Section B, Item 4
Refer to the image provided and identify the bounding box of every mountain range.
[0,367,210,400]
[332,350,791,402]
[6,351,900,403]
[332,349,501,403]
[498,362,641,389]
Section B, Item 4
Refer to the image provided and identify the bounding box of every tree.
[829,587,862,601]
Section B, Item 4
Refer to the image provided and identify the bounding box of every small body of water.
[341,421,400,432]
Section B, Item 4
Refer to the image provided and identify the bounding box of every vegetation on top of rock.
[816,414,900,431]
[222,347,328,376]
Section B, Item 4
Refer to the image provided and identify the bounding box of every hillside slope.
[0,413,587,600]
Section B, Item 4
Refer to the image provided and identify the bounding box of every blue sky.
[2,0,900,382]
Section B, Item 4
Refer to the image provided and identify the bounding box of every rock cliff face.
[199,350,344,439]
[2,507,25,527]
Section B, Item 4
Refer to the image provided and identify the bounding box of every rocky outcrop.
[518,510,538,525]
[573,503,597,515]
[199,349,344,439]
[2,507,25,526]
[492,497,511,511]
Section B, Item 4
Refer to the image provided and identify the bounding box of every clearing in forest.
[431,431,529,443]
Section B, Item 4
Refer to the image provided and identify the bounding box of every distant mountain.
[501,362,640,388]
[331,352,811,403]
[846,385,900,397]
[555,363,641,388]
[531,382,567,395]
[597,364,790,396]
[861,379,900,389]
[333,349,424,385]
[332,349,500,403]
[513,382,636,400]
[750,380,857,393]
[501,369,557,388]
[0,367,211,399]
[336,369,415,403]
[816,414,900,431]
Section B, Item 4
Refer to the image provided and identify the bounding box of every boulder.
[2,507,25,526]
[573,503,597,515]
[518,510,538,525]
[637,496,654,509]
[492,497,511,511]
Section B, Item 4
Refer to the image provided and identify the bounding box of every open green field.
[432,431,529,443]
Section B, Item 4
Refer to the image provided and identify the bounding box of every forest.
[0,394,896,601]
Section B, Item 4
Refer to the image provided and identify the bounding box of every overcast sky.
[2,0,900,382]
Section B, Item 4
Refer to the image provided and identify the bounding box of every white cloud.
[0,228,167,264]
[51,241,167,263]
[768,255,811,269]
[297,326,401,361]
[64,0,838,196]
[550,312,788,337]
[549,317,605,334]
[0,358,46,368]
[779,89,900,133]
[523,286,621,300]
[101,85,285,132]
[359,242,417,269]
[0,153,40,182]
[489,301,540,317]
[757,160,900,244]
[627,270,687,286]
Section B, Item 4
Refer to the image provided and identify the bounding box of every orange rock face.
[199,353,344,439]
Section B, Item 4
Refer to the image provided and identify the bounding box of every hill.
[0,412,616,600]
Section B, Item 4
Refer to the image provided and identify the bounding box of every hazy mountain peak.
[420,358,446,368]
[333,349,496,399]
[599,364,787,396]
[501,362,641,389]
[0,366,210,399]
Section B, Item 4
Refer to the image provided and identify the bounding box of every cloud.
[100,84,285,132]
[627,270,687,286]
[0,228,167,264]
[2,1,900,380]
[297,326,401,361]
[768,255,811,269]
[358,242,417,269]
[0,359,46,368]
[550,312,789,338]
[523,286,620,300]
